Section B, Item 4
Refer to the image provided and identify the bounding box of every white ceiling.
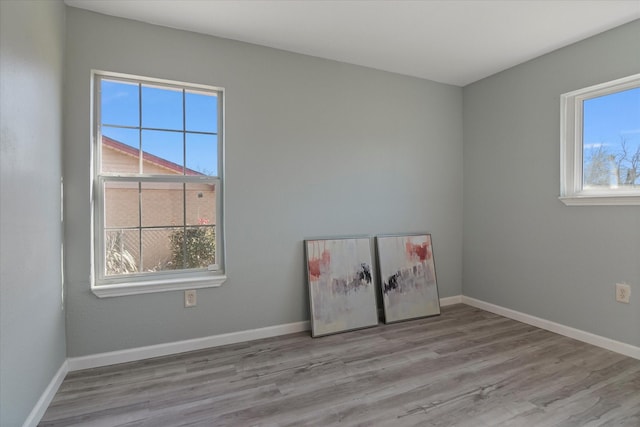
[64,0,640,86]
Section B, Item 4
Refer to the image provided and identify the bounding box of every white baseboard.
[440,295,463,306]
[67,295,461,371]
[67,321,310,371]
[23,360,68,427]
[462,296,640,361]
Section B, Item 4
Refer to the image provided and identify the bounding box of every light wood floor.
[40,304,640,426]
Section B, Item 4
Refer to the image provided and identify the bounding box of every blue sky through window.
[101,79,218,176]
[583,87,640,157]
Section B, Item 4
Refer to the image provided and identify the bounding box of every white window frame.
[90,70,226,297]
[559,73,640,206]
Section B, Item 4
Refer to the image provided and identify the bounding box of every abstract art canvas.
[376,234,440,323]
[305,238,378,337]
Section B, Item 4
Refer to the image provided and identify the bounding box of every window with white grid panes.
[92,71,225,296]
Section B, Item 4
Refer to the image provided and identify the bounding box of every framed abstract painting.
[305,237,379,337]
[376,233,440,323]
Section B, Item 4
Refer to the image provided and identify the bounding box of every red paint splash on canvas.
[405,241,431,262]
[308,249,331,281]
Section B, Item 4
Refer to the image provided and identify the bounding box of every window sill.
[91,273,227,298]
[559,194,640,206]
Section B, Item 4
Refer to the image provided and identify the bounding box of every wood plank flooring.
[40,304,640,426]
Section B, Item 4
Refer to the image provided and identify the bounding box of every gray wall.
[64,8,463,356]
[0,1,67,425]
[463,20,640,347]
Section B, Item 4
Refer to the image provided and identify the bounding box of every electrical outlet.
[615,283,631,304]
[185,290,197,307]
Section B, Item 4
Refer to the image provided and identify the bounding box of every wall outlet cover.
[185,290,197,307]
[615,283,631,304]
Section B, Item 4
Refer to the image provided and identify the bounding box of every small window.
[92,71,225,297]
[560,74,640,206]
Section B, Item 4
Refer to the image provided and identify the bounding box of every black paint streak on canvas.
[331,263,372,295]
[383,263,430,295]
